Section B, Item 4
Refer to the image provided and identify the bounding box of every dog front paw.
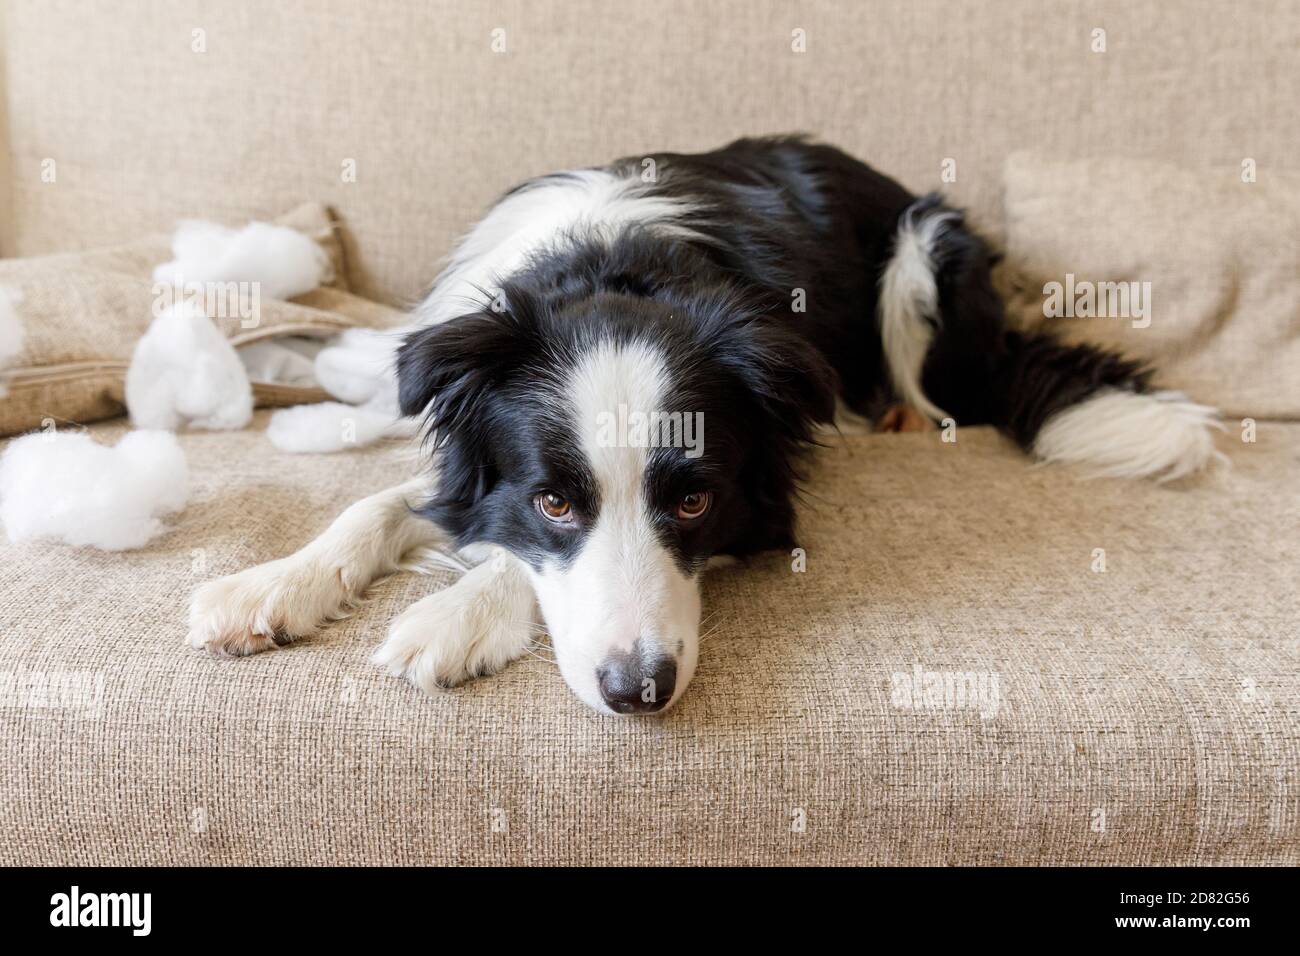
[371,555,536,693]
[187,554,349,657]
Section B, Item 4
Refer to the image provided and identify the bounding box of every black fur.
[397,135,1149,565]
[399,259,837,567]
[901,193,1152,438]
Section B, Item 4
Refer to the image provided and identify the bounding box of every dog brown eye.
[676,491,711,521]
[537,492,573,522]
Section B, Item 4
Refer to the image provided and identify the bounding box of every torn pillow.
[0,287,25,396]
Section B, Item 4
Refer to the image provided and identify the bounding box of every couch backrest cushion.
[1000,153,1300,420]
[3,0,1298,305]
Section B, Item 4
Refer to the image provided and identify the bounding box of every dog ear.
[396,299,543,537]
[395,300,540,436]
[710,313,839,444]
[704,308,840,552]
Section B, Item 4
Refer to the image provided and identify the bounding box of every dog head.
[396,284,834,714]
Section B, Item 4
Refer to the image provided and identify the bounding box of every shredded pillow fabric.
[238,337,324,388]
[0,430,189,551]
[125,214,342,432]
[0,202,379,439]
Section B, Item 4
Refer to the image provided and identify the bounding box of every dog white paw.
[187,553,350,657]
[371,554,537,693]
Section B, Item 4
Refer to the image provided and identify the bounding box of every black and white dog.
[188,137,1218,714]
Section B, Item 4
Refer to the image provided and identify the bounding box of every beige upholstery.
[1000,153,1300,420]
[1,1,1296,864]
[1,415,1295,865]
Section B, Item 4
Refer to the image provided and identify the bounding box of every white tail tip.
[878,206,958,423]
[1033,388,1225,482]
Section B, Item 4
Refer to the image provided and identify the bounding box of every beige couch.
[1,1,1296,865]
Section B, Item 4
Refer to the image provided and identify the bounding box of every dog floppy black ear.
[709,312,839,445]
[700,303,840,553]
[396,298,544,538]
[395,300,540,438]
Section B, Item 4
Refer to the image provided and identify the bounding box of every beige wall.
[3,0,1298,303]
[0,3,13,257]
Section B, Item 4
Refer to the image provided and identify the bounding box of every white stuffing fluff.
[125,301,254,431]
[268,325,411,454]
[313,326,408,405]
[152,219,332,301]
[0,430,189,550]
[266,401,413,453]
[0,287,26,396]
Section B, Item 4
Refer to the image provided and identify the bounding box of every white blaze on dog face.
[397,289,830,716]
[526,338,701,715]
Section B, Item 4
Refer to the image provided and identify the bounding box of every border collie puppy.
[188,136,1219,715]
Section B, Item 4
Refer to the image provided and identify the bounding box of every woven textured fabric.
[0,414,1294,865]
[0,203,406,436]
[3,1,1297,304]
[999,153,1300,420]
[2,0,1297,867]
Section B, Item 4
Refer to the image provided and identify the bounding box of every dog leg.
[876,403,934,433]
[187,477,443,656]
[371,547,539,693]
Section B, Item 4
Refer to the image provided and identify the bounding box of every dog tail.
[878,197,959,424]
[877,194,1222,481]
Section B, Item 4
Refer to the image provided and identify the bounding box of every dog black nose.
[597,652,677,714]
